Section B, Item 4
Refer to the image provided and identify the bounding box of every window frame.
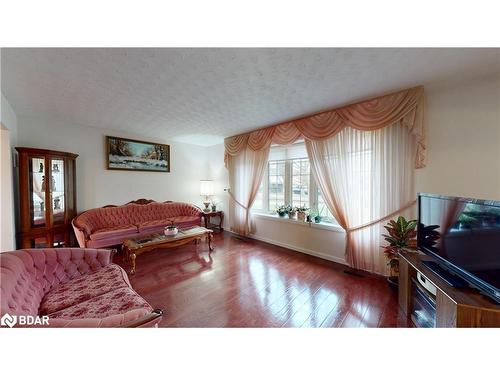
[252,154,335,224]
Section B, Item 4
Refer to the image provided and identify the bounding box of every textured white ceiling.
[2,48,499,146]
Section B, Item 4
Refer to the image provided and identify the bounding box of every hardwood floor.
[113,232,413,328]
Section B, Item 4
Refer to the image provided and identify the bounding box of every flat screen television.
[417,193,500,304]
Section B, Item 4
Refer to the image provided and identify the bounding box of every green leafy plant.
[311,206,325,223]
[295,205,309,212]
[276,205,289,216]
[295,205,309,221]
[276,204,294,216]
[382,216,417,275]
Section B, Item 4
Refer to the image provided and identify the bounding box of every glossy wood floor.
[113,232,413,328]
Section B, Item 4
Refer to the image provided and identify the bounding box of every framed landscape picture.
[106,136,170,172]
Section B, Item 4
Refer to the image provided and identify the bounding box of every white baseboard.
[225,229,347,266]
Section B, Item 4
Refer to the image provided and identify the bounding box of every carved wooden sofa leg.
[119,309,164,328]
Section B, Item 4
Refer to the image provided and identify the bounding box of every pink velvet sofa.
[72,200,203,248]
[0,248,162,328]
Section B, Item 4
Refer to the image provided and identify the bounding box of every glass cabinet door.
[29,156,47,227]
[17,147,78,249]
[50,158,65,224]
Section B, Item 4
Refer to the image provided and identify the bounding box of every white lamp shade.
[200,180,215,196]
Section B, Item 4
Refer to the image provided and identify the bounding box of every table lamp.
[200,180,215,212]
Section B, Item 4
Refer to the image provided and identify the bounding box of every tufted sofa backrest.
[0,248,113,317]
[73,201,202,236]
[131,202,202,222]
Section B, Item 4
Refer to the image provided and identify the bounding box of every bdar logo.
[1,313,17,328]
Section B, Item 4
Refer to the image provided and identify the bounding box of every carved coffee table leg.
[129,252,136,275]
[208,232,214,251]
[122,245,128,264]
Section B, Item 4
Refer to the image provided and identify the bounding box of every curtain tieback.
[228,191,249,211]
[346,199,417,234]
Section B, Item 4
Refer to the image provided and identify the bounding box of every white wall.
[16,115,209,213]
[1,93,18,251]
[416,76,500,200]
[213,75,500,265]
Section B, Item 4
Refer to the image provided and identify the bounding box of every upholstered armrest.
[72,219,89,247]
[43,308,162,328]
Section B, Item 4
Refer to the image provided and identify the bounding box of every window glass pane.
[269,162,277,175]
[316,188,338,224]
[252,181,264,210]
[268,160,285,211]
[30,157,46,227]
[277,162,285,175]
[291,159,310,208]
[51,159,65,224]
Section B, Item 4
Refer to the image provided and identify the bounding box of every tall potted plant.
[382,216,417,287]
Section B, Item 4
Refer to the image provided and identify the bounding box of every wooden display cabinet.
[16,147,78,249]
[399,251,500,327]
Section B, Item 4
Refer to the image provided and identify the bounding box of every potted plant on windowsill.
[287,205,297,220]
[310,206,324,223]
[276,205,288,218]
[382,216,418,288]
[295,205,309,222]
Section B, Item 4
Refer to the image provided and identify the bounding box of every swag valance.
[224,85,426,168]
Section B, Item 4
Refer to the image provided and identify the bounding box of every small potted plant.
[310,206,324,223]
[382,216,418,288]
[276,205,288,217]
[211,200,217,212]
[287,205,297,220]
[295,205,309,222]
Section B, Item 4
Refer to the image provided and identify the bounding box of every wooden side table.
[202,211,224,231]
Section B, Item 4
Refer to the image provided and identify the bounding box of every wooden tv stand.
[398,251,500,327]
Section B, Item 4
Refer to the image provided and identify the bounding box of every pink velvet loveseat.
[0,248,162,328]
[72,200,203,248]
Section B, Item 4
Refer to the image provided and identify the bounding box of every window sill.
[251,212,345,233]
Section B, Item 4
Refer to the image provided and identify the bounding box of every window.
[291,159,309,208]
[252,142,337,224]
[268,160,285,211]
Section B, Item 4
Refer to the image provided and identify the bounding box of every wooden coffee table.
[122,226,214,275]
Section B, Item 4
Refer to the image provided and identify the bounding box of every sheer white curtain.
[306,123,416,275]
[227,146,270,236]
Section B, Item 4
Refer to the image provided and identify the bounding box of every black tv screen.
[417,194,500,303]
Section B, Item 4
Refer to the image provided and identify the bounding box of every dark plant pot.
[387,276,399,290]
[314,216,321,223]
[278,212,286,218]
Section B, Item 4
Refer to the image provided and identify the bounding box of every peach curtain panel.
[305,124,416,275]
[225,86,426,169]
[227,146,270,236]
